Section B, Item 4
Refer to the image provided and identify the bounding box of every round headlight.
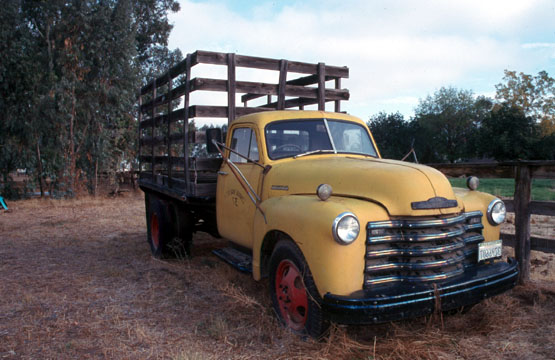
[487,199,506,225]
[467,176,479,191]
[317,184,332,201]
[332,212,360,245]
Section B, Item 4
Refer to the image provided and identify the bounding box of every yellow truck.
[138,51,518,338]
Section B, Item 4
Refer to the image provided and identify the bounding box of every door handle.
[218,171,228,176]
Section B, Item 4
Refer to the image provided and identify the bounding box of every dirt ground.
[1,193,554,360]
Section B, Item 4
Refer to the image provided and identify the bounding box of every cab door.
[216,126,263,248]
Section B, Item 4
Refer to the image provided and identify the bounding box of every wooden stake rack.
[137,50,350,200]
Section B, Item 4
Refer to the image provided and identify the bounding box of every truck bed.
[137,50,349,203]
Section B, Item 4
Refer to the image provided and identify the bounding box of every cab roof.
[231,110,367,128]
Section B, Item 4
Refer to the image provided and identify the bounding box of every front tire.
[269,240,329,338]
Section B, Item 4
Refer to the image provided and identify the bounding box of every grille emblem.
[411,196,458,210]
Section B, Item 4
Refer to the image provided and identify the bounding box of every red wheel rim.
[275,259,308,331]
[150,213,160,249]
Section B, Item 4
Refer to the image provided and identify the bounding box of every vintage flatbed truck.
[137,50,518,338]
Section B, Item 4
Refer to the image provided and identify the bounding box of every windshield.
[265,119,378,160]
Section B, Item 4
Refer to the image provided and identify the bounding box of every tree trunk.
[68,84,77,195]
[36,140,44,197]
[94,157,98,197]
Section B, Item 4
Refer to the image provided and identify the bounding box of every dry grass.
[1,194,554,359]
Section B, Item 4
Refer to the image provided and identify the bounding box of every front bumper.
[323,258,518,324]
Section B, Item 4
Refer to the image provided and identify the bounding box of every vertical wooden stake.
[514,164,531,284]
[317,62,326,111]
[277,60,288,110]
[138,94,142,183]
[334,78,341,113]
[227,53,236,124]
[184,54,192,195]
[151,79,156,180]
[167,73,173,188]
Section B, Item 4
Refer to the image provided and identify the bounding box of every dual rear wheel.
[146,194,191,258]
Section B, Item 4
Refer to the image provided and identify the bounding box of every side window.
[229,127,259,163]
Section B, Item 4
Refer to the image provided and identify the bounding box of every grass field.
[1,194,554,359]
[449,178,555,201]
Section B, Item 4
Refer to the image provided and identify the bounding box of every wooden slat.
[259,97,319,110]
[192,50,349,78]
[189,105,274,118]
[429,163,515,178]
[139,156,222,172]
[429,161,555,179]
[141,59,189,96]
[191,78,349,101]
[141,82,187,112]
[142,50,349,96]
[139,108,185,129]
[241,74,338,103]
[140,132,185,147]
[139,155,185,167]
[504,200,555,216]
[501,233,555,254]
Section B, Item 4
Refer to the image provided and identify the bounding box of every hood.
[265,156,461,216]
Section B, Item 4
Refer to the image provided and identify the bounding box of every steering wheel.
[275,144,302,151]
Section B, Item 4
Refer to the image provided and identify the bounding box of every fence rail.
[429,161,555,283]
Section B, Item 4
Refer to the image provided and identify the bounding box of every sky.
[167,0,555,125]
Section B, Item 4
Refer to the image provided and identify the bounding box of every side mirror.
[206,128,222,153]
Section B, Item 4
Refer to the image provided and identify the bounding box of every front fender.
[253,195,390,297]
[454,188,501,242]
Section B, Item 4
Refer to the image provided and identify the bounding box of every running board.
[212,247,252,273]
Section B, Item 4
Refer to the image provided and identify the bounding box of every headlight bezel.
[332,212,360,245]
[487,198,506,225]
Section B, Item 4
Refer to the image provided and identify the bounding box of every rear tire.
[269,240,329,339]
[146,195,173,258]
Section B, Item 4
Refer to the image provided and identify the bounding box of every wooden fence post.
[514,163,531,284]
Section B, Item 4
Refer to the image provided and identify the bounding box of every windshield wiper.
[293,149,335,159]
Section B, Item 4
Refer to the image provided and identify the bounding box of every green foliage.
[478,104,541,160]
[412,87,492,163]
[0,0,180,198]
[495,70,555,135]
[367,112,416,159]
[368,78,554,163]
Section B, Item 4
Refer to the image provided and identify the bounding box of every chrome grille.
[364,211,483,287]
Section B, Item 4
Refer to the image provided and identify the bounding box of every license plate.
[478,240,502,262]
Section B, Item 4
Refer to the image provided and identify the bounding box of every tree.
[413,87,491,163]
[495,70,555,137]
[0,0,181,198]
[367,112,417,160]
[479,104,539,160]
